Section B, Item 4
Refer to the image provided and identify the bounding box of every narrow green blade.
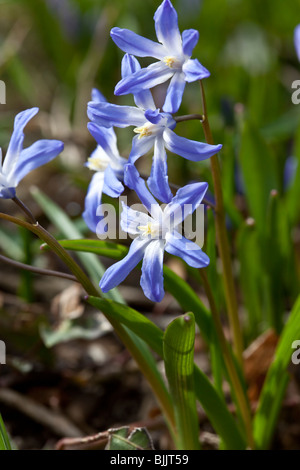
[253,295,300,449]
[163,313,200,450]
[0,415,11,450]
[88,296,246,449]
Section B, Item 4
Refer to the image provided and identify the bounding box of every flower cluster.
[84,0,223,302]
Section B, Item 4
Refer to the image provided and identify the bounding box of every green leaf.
[30,187,123,303]
[0,415,11,450]
[264,190,284,332]
[88,296,246,450]
[237,219,264,339]
[286,122,300,225]
[163,266,212,343]
[41,239,128,260]
[106,427,154,450]
[163,313,200,450]
[253,295,300,449]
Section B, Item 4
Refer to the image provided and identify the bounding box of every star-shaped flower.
[111,0,210,113]
[0,108,63,199]
[100,164,210,302]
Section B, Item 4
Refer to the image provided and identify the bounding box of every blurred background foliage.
[0,0,300,345]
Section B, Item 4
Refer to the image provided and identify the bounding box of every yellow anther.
[87,155,109,172]
[163,56,181,69]
[133,125,153,139]
[138,222,158,237]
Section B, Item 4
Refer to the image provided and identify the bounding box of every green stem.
[199,81,244,365]
[200,270,254,448]
[12,196,37,224]
[174,114,204,123]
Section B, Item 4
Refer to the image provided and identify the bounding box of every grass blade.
[0,415,11,450]
[253,295,300,449]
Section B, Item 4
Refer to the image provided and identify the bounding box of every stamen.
[138,222,159,238]
[87,155,109,172]
[163,56,181,69]
[133,124,153,139]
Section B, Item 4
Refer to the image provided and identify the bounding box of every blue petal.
[87,122,119,161]
[163,128,222,161]
[164,181,208,227]
[100,237,149,292]
[182,29,199,57]
[154,0,182,54]
[121,54,156,110]
[140,239,165,302]
[91,88,107,103]
[103,165,124,198]
[111,27,166,59]
[295,24,300,61]
[144,110,177,128]
[144,109,163,125]
[114,62,173,97]
[121,53,140,78]
[129,134,156,163]
[13,140,64,185]
[182,59,210,83]
[162,72,186,113]
[165,232,210,268]
[2,108,39,175]
[0,187,16,199]
[124,164,161,219]
[82,172,104,233]
[147,138,173,203]
[88,102,145,128]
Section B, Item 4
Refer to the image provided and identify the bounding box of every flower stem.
[12,196,37,224]
[174,114,204,123]
[199,80,244,365]
[200,270,254,449]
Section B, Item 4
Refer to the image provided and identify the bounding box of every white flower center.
[86,147,111,172]
[138,222,160,238]
[133,123,156,139]
[163,56,182,69]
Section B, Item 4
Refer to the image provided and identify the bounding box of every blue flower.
[0,108,63,199]
[83,89,126,233]
[295,24,300,61]
[111,0,210,113]
[100,164,210,302]
[88,56,222,204]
